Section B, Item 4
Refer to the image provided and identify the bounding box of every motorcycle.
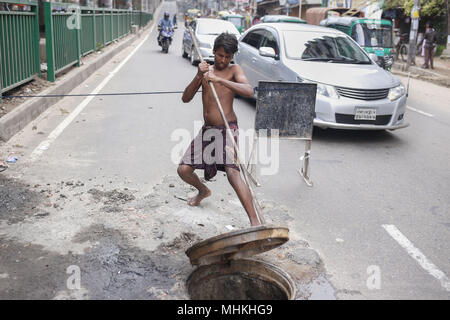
[159,26,174,54]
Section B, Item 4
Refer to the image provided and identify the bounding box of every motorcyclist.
[158,12,173,46]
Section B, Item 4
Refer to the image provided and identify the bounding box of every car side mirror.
[259,46,277,59]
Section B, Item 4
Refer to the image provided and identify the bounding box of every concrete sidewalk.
[0,4,163,143]
[392,54,450,88]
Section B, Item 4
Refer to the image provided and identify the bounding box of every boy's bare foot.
[187,188,211,206]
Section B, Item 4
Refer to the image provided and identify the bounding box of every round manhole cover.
[185,225,289,266]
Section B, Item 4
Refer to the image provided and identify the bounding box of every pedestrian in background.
[252,15,260,26]
[422,22,437,69]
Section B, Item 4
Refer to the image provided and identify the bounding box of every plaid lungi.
[180,121,240,181]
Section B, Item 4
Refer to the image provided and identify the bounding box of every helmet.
[164,12,170,19]
[197,13,201,18]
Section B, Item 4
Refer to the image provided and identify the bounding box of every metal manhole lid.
[185,225,289,266]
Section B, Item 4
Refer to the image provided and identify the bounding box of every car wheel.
[190,47,198,66]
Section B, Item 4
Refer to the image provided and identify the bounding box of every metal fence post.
[92,7,96,52]
[33,1,41,78]
[110,9,113,41]
[44,1,55,82]
[76,6,81,67]
[102,9,105,46]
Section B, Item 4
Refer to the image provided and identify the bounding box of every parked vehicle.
[182,18,240,65]
[234,23,408,130]
[320,17,394,70]
[260,15,306,24]
[159,25,174,53]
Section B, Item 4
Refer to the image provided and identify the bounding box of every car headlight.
[317,83,339,99]
[297,77,339,99]
[388,84,405,101]
[199,42,211,49]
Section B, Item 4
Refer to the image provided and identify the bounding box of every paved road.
[1,1,448,299]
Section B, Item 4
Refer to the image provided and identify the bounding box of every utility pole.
[406,0,420,71]
[298,0,302,19]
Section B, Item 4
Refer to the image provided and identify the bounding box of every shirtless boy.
[177,33,260,226]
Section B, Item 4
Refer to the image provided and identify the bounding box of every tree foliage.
[382,0,447,16]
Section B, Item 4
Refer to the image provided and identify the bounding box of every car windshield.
[197,20,239,35]
[352,23,393,48]
[283,30,371,64]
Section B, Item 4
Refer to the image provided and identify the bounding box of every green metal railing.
[0,0,40,95]
[44,4,153,82]
[1,2,153,93]
[44,2,80,82]
[132,11,153,28]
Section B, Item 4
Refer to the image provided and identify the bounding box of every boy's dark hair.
[213,33,238,54]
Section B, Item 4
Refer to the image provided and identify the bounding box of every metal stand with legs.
[247,135,313,187]
[299,139,313,187]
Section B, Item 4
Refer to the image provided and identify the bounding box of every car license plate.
[355,108,376,120]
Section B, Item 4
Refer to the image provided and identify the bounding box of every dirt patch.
[88,188,135,204]
[87,188,136,212]
[0,175,46,224]
[1,77,53,119]
[158,232,203,253]
[70,224,191,299]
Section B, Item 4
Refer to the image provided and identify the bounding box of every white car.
[234,23,409,130]
[182,18,240,65]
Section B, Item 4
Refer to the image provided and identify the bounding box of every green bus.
[320,17,394,70]
[221,14,245,33]
[260,15,306,24]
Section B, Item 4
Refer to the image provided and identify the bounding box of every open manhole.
[187,259,296,300]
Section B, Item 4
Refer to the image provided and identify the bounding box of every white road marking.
[407,106,434,118]
[382,224,450,291]
[29,25,155,162]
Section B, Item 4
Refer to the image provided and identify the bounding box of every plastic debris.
[6,156,18,163]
